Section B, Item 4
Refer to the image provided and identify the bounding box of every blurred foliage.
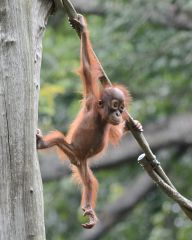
[39,0,192,239]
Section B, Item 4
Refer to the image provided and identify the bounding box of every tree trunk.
[0,1,53,239]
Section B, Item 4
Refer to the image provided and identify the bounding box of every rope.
[60,0,192,220]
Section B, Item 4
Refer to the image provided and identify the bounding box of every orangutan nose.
[115,111,120,117]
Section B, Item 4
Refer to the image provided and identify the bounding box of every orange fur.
[72,165,98,209]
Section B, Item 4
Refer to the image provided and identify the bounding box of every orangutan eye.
[111,99,119,110]
[119,104,124,112]
[98,100,103,108]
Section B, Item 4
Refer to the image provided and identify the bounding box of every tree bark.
[0,1,53,239]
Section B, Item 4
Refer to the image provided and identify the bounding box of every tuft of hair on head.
[113,84,132,107]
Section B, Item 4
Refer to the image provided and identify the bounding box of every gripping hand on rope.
[68,13,86,35]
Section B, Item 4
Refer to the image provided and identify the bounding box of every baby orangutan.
[37,15,142,229]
